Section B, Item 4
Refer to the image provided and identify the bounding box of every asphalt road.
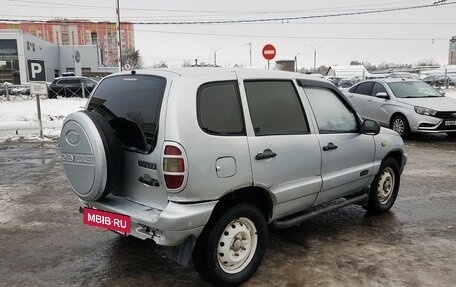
[0,134,455,287]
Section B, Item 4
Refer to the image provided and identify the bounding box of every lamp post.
[310,45,323,72]
[294,53,300,72]
[211,47,222,67]
[115,0,122,71]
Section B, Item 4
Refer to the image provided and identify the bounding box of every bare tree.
[121,49,144,69]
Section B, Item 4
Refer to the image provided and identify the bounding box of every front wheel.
[193,203,267,286]
[390,115,410,138]
[366,157,401,214]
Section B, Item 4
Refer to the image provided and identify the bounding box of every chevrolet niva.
[60,68,407,286]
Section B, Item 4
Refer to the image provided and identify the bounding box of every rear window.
[87,75,166,153]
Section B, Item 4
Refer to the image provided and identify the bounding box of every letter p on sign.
[27,60,46,81]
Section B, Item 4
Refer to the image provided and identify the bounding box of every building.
[0,20,134,67]
[0,30,117,84]
[326,65,369,79]
[275,60,295,72]
[449,36,456,65]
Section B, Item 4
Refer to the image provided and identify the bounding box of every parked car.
[387,72,419,80]
[422,74,456,87]
[48,76,97,98]
[60,68,407,286]
[345,78,456,138]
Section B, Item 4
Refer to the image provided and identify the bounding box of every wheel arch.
[211,186,274,222]
[389,112,408,127]
[384,149,403,169]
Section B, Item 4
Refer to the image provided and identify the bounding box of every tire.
[193,203,267,287]
[366,157,400,214]
[390,114,410,138]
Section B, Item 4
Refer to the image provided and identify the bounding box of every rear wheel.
[193,203,267,286]
[366,157,400,214]
[390,115,410,138]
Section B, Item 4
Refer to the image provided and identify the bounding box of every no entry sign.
[262,44,276,61]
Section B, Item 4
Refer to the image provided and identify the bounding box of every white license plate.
[445,120,456,126]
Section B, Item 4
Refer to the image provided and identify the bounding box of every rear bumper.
[79,194,217,246]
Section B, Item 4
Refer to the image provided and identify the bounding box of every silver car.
[345,78,456,138]
[60,68,406,286]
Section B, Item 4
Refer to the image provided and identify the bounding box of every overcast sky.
[3,0,456,68]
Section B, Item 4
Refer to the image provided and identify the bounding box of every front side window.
[197,81,245,136]
[304,87,358,133]
[244,81,309,136]
[371,83,387,97]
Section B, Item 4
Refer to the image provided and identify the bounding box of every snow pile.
[0,97,87,143]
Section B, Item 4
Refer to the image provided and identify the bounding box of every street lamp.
[294,53,300,72]
[310,45,323,72]
[210,47,222,67]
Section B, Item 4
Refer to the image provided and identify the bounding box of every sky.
[2,0,456,69]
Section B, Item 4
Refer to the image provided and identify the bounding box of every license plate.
[445,120,456,126]
[83,208,130,234]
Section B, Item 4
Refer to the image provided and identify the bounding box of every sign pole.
[262,44,276,70]
[35,94,43,139]
[30,82,48,139]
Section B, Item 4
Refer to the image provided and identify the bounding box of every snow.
[0,89,455,144]
[0,97,87,143]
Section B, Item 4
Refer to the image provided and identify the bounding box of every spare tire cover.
[60,111,120,202]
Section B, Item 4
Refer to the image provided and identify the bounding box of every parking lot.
[0,134,455,287]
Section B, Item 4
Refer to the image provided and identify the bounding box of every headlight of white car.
[414,106,437,116]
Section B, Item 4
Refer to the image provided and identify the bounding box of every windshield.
[87,75,166,153]
[388,81,443,98]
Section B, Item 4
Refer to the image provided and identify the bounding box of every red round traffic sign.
[262,44,276,61]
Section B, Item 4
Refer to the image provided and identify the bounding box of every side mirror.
[375,92,389,99]
[440,91,446,96]
[362,119,380,135]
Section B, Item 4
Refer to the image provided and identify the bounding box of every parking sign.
[27,60,46,81]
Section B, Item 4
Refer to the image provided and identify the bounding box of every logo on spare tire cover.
[66,130,80,146]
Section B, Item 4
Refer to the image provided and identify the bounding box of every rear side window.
[354,82,374,96]
[59,79,80,85]
[197,81,245,136]
[88,75,166,153]
[244,81,309,136]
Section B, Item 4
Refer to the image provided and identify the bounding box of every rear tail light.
[162,143,187,191]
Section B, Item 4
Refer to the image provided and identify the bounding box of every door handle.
[255,149,277,160]
[322,142,338,151]
[368,98,373,102]
[138,176,160,187]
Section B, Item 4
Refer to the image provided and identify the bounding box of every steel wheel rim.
[392,118,405,135]
[217,217,258,274]
[377,167,395,205]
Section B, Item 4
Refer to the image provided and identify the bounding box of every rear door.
[87,74,169,209]
[240,79,322,219]
[366,82,391,126]
[346,81,374,118]
[300,85,375,205]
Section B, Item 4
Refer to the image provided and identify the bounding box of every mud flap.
[164,235,196,266]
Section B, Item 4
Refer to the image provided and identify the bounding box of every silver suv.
[345,78,456,138]
[60,68,407,286]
